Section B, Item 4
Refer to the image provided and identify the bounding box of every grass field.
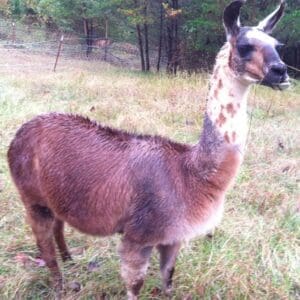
[0,51,299,299]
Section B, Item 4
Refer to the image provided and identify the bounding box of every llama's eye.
[237,44,254,58]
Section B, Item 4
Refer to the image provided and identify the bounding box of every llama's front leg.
[119,238,153,300]
[157,242,181,296]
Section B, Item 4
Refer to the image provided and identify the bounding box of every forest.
[1,0,300,74]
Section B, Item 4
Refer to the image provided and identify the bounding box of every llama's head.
[223,0,290,90]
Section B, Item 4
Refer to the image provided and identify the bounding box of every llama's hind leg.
[54,219,72,261]
[27,204,63,297]
[119,238,153,300]
[157,242,181,296]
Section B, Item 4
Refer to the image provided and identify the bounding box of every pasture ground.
[0,50,299,299]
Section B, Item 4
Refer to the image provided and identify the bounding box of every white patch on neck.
[245,29,277,48]
[207,52,250,152]
[207,77,249,151]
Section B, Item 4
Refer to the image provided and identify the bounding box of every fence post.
[104,18,109,61]
[53,34,64,72]
[12,22,16,44]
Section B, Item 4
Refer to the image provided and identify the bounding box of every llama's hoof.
[127,291,138,300]
[164,286,173,297]
[206,233,214,239]
[52,276,64,299]
[54,291,62,300]
[54,286,64,300]
[62,253,73,262]
[68,281,81,293]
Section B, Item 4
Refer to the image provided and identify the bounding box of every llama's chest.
[164,198,225,245]
[184,199,225,242]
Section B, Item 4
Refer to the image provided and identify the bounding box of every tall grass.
[0,53,299,299]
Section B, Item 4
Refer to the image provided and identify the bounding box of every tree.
[181,0,225,71]
[156,0,164,72]
[120,0,153,71]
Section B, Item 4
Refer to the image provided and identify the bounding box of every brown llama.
[7,1,289,299]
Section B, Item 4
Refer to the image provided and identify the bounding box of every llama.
[7,1,289,299]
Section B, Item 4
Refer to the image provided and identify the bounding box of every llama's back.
[7,113,189,239]
[8,114,136,235]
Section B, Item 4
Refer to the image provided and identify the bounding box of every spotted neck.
[206,43,251,153]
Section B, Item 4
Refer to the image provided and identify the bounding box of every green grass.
[0,52,299,299]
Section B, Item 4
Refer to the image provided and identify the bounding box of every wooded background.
[1,0,300,75]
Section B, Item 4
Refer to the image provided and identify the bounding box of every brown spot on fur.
[213,66,220,80]
[224,132,230,143]
[232,132,236,143]
[214,89,218,98]
[218,79,223,89]
[226,103,237,117]
[229,90,235,97]
[216,113,226,127]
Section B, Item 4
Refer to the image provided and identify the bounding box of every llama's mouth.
[260,75,290,91]
[271,78,291,91]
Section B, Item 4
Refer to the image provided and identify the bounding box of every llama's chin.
[267,80,291,91]
[260,77,291,91]
[275,79,291,91]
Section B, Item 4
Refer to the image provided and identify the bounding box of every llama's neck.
[205,43,251,153]
[189,43,252,191]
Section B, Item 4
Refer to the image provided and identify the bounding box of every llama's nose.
[270,63,287,77]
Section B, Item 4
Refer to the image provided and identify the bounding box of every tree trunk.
[144,24,150,71]
[172,0,179,74]
[136,24,145,71]
[104,17,109,61]
[166,23,173,74]
[144,23,150,71]
[105,17,108,39]
[134,0,146,71]
[84,19,93,57]
[144,1,150,71]
[166,0,180,74]
[157,0,164,72]
[83,19,89,57]
[89,20,93,56]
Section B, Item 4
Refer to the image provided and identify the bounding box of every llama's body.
[8,111,238,245]
[7,1,289,299]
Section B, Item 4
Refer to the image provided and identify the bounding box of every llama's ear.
[257,0,286,34]
[223,0,245,40]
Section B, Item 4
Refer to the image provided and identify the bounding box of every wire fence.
[0,19,166,73]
